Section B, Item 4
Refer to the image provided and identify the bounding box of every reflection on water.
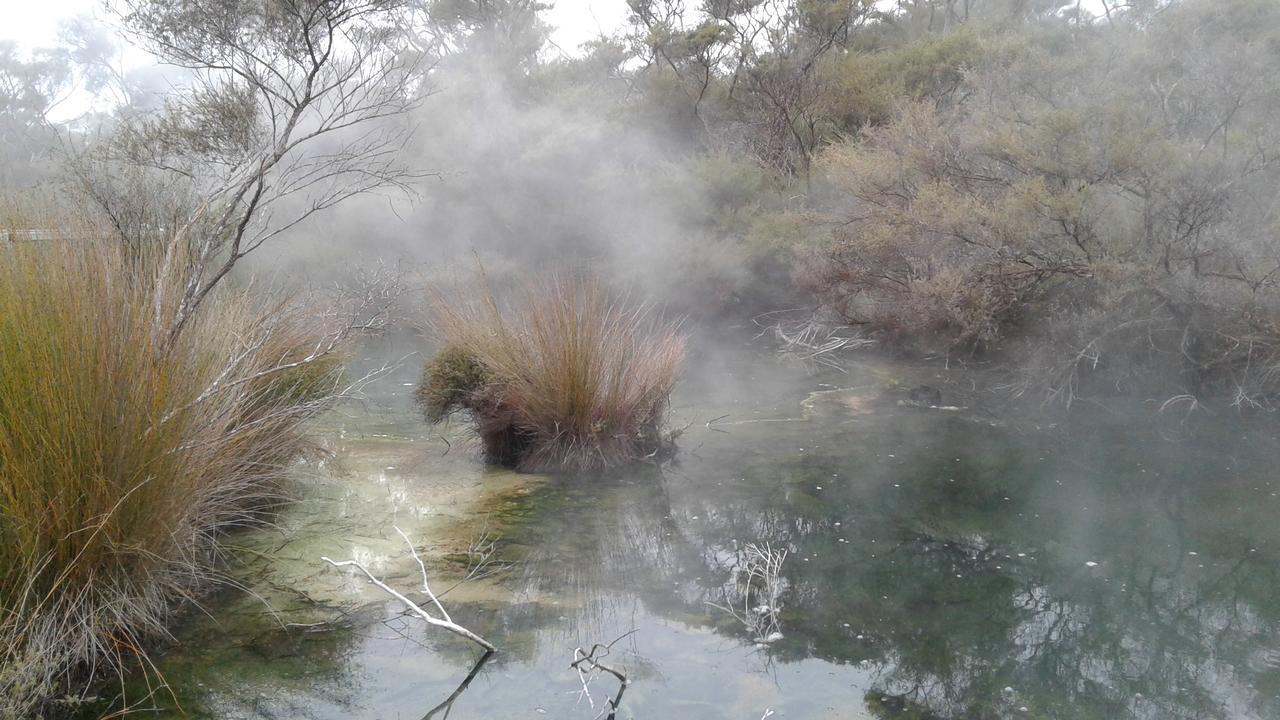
[141,336,1280,719]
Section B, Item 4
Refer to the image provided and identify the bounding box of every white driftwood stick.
[320,543,494,650]
[394,525,453,623]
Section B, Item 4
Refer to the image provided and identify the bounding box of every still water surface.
[145,337,1280,719]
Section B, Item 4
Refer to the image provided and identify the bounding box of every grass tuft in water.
[419,272,686,472]
[0,219,346,717]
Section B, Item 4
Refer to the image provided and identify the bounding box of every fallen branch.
[753,311,872,371]
[571,630,636,720]
[321,526,495,652]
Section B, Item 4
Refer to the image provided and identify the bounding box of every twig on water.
[438,524,509,599]
[320,526,495,651]
[570,629,636,720]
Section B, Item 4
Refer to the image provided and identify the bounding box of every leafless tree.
[82,0,431,342]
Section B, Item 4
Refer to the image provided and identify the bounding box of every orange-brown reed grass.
[0,209,347,717]
[417,272,687,472]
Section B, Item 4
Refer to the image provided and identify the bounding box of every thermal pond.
[126,336,1280,720]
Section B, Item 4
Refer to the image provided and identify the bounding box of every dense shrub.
[0,226,346,717]
[799,2,1280,407]
[418,273,686,472]
[820,26,1004,133]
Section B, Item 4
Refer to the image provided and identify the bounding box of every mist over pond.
[7,1,1280,718]
[138,334,1280,720]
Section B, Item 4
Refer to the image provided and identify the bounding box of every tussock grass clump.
[416,346,491,423]
[0,229,346,717]
[418,273,687,472]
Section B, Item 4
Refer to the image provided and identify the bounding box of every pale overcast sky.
[0,0,633,119]
[2,0,101,50]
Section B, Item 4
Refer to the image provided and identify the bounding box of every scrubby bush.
[799,2,1280,408]
[418,273,686,472]
[0,222,347,716]
[819,26,1005,133]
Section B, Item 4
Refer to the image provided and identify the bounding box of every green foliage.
[822,26,1002,132]
[688,150,775,218]
[421,0,551,71]
[415,345,490,423]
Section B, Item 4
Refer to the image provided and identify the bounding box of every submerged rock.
[906,385,943,407]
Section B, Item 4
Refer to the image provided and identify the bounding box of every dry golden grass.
[0,214,346,717]
[420,272,686,472]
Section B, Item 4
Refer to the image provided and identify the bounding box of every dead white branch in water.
[571,629,635,720]
[321,526,495,652]
[752,310,872,371]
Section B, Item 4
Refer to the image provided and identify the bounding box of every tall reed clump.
[417,273,687,472]
[0,225,347,717]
